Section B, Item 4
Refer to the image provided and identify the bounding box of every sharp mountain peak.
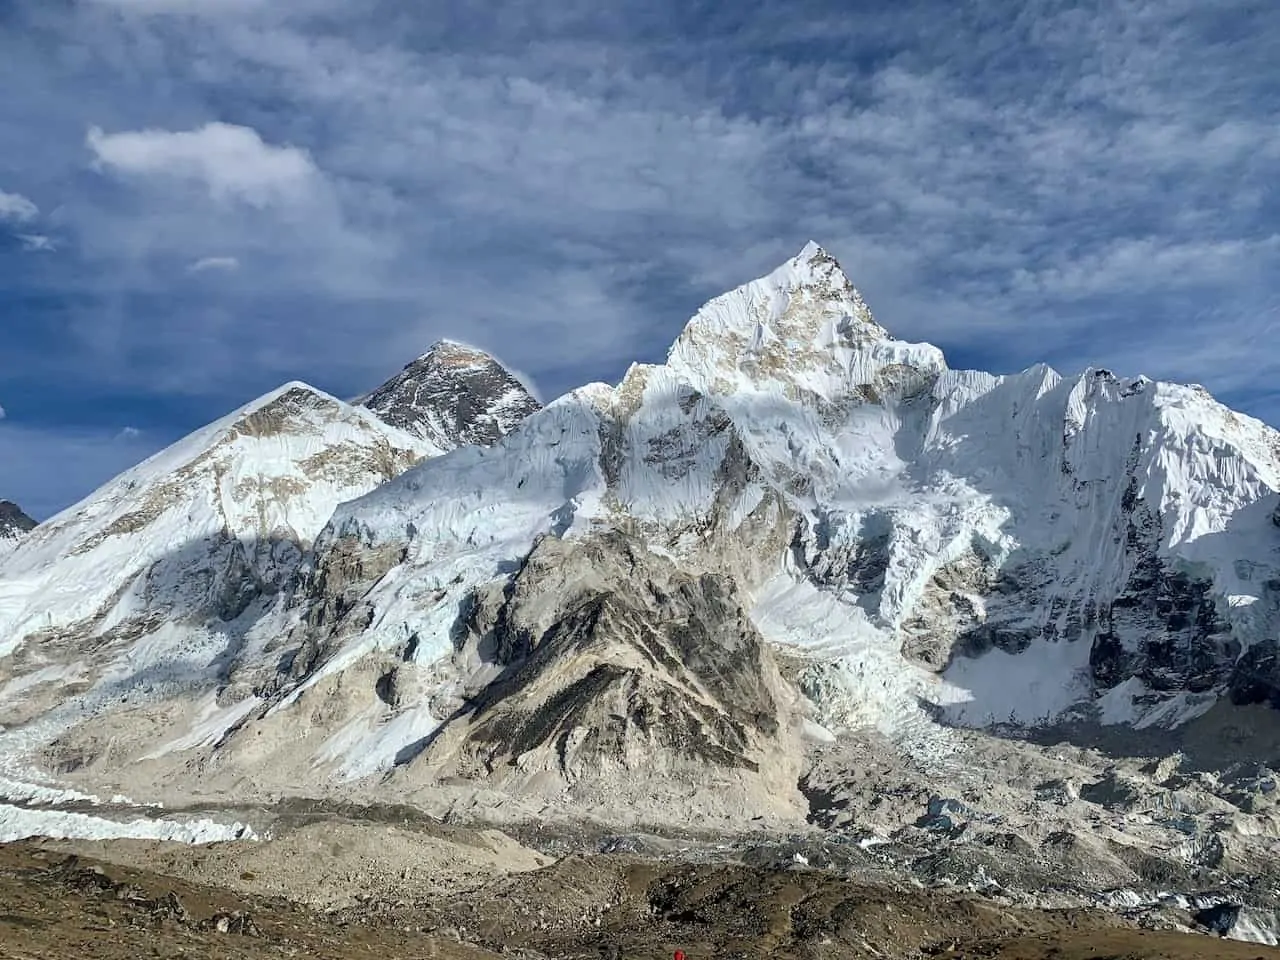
[358,339,541,448]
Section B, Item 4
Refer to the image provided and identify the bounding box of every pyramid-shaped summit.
[0,500,35,559]
[359,340,541,449]
[0,499,35,534]
[665,241,940,401]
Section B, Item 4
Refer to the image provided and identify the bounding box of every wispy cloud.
[84,0,275,17]
[1010,236,1280,300]
[87,123,318,208]
[187,256,240,273]
[0,190,37,223]
[16,234,56,253]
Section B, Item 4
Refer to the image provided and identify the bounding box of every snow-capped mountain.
[0,501,35,560]
[0,384,432,685]
[358,340,541,449]
[3,242,1279,822]
[0,358,541,792]
[289,242,1280,782]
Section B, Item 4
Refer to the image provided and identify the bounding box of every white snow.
[0,381,439,659]
[310,242,1280,766]
[277,243,1280,769]
[0,380,446,783]
[0,662,81,701]
[5,241,1280,784]
[0,777,108,807]
[316,703,441,779]
[0,804,255,843]
[1095,678,1220,729]
[1226,909,1280,946]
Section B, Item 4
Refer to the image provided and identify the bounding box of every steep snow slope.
[0,383,436,661]
[293,243,1280,778]
[0,500,35,561]
[358,340,541,448]
[4,242,1280,821]
[0,383,438,799]
[0,352,543,810]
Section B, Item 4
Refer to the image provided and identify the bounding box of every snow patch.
[0,804,256,843]
[316,703,441,779]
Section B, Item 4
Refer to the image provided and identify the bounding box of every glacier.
[0,241,1278,821]
[301,241,1280,779]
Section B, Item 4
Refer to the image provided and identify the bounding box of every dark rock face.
[1193,902,1243,937]
[359,340,540,449]
[948,557,1057,663]
[790,510,894,619]
[422,532,788,784]
[892,437,1243,704]
[928,459,1237,699]
[203,533,304,623]
[1228,641,1280,708]
[242,535,409,698]
[1079,771,1144,809]
[0,499,36,540]
[1088,496,1234,693]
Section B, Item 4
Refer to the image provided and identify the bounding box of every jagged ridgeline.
[1,243,1279,825]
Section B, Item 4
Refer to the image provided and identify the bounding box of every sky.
[1,0,1278,519]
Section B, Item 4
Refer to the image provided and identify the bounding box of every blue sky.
[1,0,1278,519]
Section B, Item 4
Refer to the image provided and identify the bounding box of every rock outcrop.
[393,532,803,821]
[358,340,540,449]
[0,499,35,558]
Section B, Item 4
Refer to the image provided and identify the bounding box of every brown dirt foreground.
[2,841,1279,960]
